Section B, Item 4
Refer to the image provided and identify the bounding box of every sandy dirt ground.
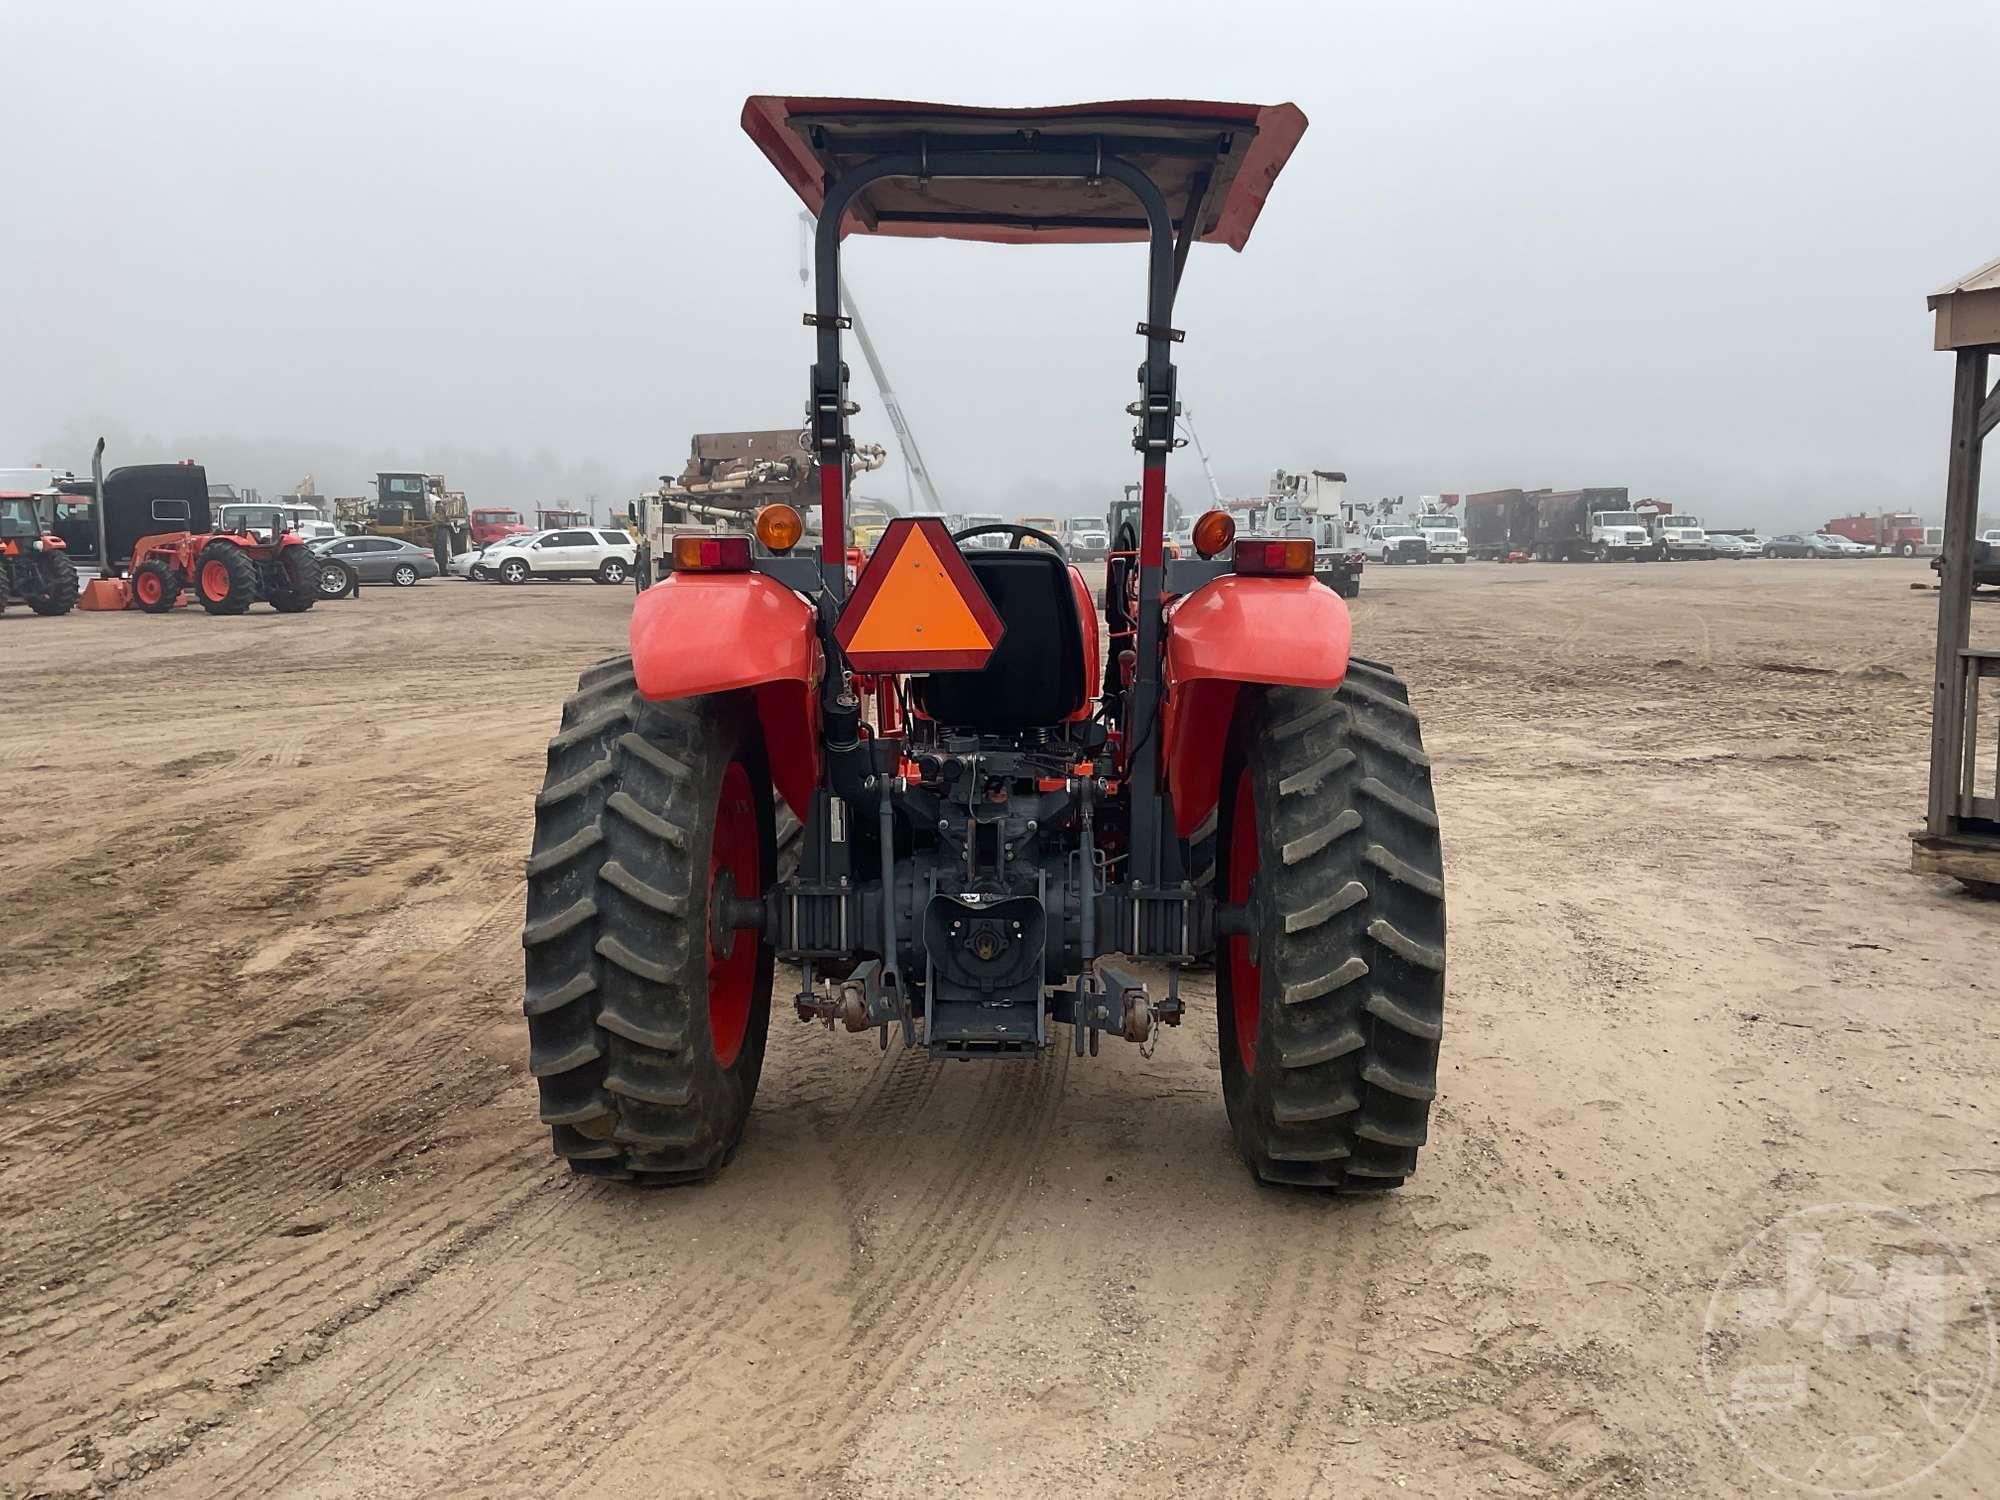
[2,559,1995,1499]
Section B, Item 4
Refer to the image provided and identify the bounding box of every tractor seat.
[912,550,1087,733]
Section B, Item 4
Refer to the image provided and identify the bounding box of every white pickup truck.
[1363,523,1429,565]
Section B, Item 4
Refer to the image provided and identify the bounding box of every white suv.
[481,528,637,585]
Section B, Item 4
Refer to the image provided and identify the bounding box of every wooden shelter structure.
[1914,253,2000,893]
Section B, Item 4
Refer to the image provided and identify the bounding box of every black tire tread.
[1220,665,1446,1192]
[131,557,181,613]
[195,541,259,615]
[267,544,321,612]
[22,550,81,615]
[521,655,771,1185]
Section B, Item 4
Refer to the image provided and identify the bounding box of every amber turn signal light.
[1192,508,1236,559]
[672,533,753,572]
[755,503,804,554]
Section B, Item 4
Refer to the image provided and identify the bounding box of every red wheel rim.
[200,559,231,601]
[135,570,161,604]
[707,761,759,1068]
[1226,765,1261,1075]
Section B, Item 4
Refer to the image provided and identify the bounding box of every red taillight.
[1233,537,1316,576]
[672,533,752,572]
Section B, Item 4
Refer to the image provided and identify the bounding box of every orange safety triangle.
[839,521,1003,666]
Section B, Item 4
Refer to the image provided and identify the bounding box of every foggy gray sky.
[7,0,1997,527]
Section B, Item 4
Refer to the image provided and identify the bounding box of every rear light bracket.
[1162,557,1232,595]
[754,553,823,593]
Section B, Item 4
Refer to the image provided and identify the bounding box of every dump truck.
[1533,487,1649,561]
[1464,488,1544,560]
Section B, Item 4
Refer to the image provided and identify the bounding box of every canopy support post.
[1925,349,1992,837]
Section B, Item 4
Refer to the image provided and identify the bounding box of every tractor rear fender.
[1160,575,1353,840]
[630,571,823,818]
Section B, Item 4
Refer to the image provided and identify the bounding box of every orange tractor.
[522,97,1447,1192]
[90,457,322,614]
[0,483,81,616]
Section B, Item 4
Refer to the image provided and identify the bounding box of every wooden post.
[1928,347,1991,833]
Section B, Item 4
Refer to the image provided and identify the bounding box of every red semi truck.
[1823,511,1926,556]
[470,508,532,546]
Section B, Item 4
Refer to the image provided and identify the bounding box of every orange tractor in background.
[520,97,1449,1193]
[82,452,322,614]
[0,482,82,616]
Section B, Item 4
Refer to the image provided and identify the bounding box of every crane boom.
[1177,408,1224,505]
[798,212,942,511]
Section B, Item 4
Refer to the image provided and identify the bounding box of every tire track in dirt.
[0,815,511,1174]
[0,791,534,1477]
[727,1048,1070,1486]
[187,1039,957,1500]
[192,1186,657,1500]
[1147,1197,1378,1499]
[498,1047,1039,1497]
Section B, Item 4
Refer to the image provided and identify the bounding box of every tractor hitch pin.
[794,958,822,1025]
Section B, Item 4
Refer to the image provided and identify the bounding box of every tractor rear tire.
[267,545,321,613]
[132,558,182,613]
[194,542,258,615]
[1216,659,1446,1191]
[23,551,81,616]
[523,657,776,1184]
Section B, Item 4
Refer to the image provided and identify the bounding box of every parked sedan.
[1706,533,1759,558]
[1763,533,1833,558]
[478,527,637,584]
[311,535,440,585]
[1812,531,1873,557]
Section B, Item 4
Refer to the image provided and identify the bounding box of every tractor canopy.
[742,96,1306,250]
